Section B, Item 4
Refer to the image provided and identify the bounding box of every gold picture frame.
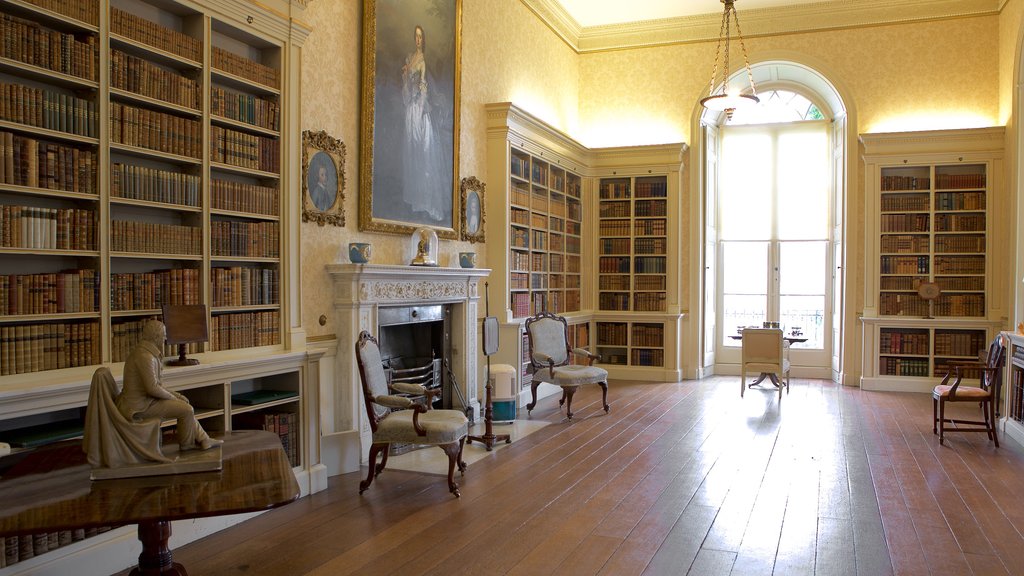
[460,176,484,243]
[358,0,462,239]
[302,129,346,227]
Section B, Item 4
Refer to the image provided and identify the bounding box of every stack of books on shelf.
[210,266,279,307]
[211,86,279,130]
[0,13,98,80]
[0,269,98,314]
[110,220,201,255]
[0,206,96,250]
[111,8,201,62]
[210,221,279,258]
[212,46,278,89]
[0,82,97,137]
[211,180,278,215]
[110,50,201,110]
[2,527,116,569]
[112,163,201,206]
[0,321,99,374]
[210,310,279,350]
[0,131,97,193]
[209,126,279,172]
[110,103,201,157]
[233,409,297,466]
[109,268,200,311]
[19,0,99,25]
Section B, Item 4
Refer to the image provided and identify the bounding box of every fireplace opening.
[377,305,452,411]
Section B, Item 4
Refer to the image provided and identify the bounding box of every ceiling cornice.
[523,0,1001,53]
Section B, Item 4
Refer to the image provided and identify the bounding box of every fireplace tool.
[467,283,511,450]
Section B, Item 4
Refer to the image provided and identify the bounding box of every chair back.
[355,331,390,430]
[981,336,1006,391]
[525,311,570,368]
[741,328,784,367]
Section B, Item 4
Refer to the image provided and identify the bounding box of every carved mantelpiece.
[325,264,490,459]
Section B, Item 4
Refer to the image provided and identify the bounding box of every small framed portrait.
[302,129,346,227]
[460,176,484,243]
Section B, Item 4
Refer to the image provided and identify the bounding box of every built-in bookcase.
[860,127,1004,391]
[0,0,286,377]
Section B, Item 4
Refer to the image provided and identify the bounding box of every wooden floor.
[151,377,1024,576]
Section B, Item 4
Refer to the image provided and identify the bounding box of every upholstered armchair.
[355,331,468,497]
[740,328,790,400]
[524,311,609,420]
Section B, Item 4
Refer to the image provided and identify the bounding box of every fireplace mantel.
[325,264,491,463]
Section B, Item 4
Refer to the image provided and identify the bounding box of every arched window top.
[726,89,825,125]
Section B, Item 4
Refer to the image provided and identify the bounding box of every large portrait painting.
[360,0,462,239]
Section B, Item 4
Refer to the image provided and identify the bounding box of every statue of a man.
[117,320,222,451]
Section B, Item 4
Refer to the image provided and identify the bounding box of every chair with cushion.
[355,331,468,497]
[525,311,609,420]
[740,328,790,400]
[933,336,1004,446]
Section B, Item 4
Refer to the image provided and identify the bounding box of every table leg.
[749,373,770,386]
[130,521,188,575]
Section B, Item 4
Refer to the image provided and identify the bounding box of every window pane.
[779,241,826,295]
[777,125,828,239]
[722,241,767,294]
[720,131,772,240]
[722,294,766,347]
[780,295,825,349]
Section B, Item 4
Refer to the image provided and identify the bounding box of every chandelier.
[700,0,759,118]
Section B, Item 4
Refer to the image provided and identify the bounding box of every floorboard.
[113,377,1024,576]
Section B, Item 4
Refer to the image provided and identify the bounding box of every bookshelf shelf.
[0,247,100,257]
[109,197,203,212]
[110,87,202,117]
[210,255,281,264]
[0,119,98,145]
[861,128,1004,391]
[211,114,280,137]
[211,68,281,96]
[110,252,203,260]
[0,56,99,90]
[0,183,99,200]
[111,142,202,165]
[109,308,162,317]
[0,311,101,322]
[0,0,97,30]
[210,161,280,179]
[109,31,202,69]
[213,304,281,313]
[210,208,280,221]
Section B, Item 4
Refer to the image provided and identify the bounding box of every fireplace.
[325,263,489,463]
[377,304,450,410]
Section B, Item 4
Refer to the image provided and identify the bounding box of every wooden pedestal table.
[0,429,299,575]
[729,334,808,388]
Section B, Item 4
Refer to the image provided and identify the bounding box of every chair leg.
[741,371,746,397]
[989,399,999,447]
[563,387,576,420]
[456,437,467,473]
[600,381,610,413]
[932,397,938,435]
[359,443,387,494]
[526,379,541,414]
[938,398,946,445]
[376,446,390,475]
[440,441,462,497]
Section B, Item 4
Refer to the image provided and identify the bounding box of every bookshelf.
[860,128,1006,391]
[1004,333,1024,448]
[0,0,316,570]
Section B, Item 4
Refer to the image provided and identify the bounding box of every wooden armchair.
[932,336,1004,446]
[355,331,468,497]
[524,311,609,420]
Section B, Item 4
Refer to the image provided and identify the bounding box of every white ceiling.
[554,0,848,28]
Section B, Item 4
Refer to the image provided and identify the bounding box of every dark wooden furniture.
[932,336,1005,446]
[524,311,609,420]
[355,331,468,497]
[0,430,298,575]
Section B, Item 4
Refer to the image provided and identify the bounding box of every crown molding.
[523,0,1000,53]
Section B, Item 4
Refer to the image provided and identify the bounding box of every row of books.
[510,154,528,179]
[634,292,666,311]
[1011,381,1024,425]
[0,205,96,250]
[599,202,631,218]
[109,268,201,311]
[111,7,201,63]
[879,276,927,291]
[2,527,114,569]
[211,86,280,131]
[233,409,297,466]
[635,238,666,254]
[880,175,930,191]
[879,330,929,354]
[210,220,279,258]
[635,276,665,291]
[631,325,664,347]
[600,238,630,254]
[210,125,279,172]
[935,191,985,211]
[599,256,630,273]
[937,276,985,291]
[880,235,930,254]
[635,199,666,217]
[111,162,201,207]
[879,294,928,316]
[600,181,631,199]
[0,81,97,137]
[212,179,279,216]
[935,172,985,189]
[1,13,99,81]
[631,349,664,366]
[880,213,929,232]
[880,255,929,274]
[634,180,667,198]
[211,266,279,307]
[511,292,529,317]
[880,193,929,212]
[110,102,202,158]
[934,235,985,253]
[110,220,201,255]
[509,249,529,271]
[634,256,666,273]
[111,317,200,363]
[596,322,628,345]
[879,357,929,376]
[0,320,99,375]
[0,130,97,193]
[19,0,99,25]
[599,293,630,311]
[933,331,986,356]
[933,295,984,317]
[0,269,98,315]
[110,49,201,110]
[565,234,581,253]
[510,207,529,226]
[212,46,278,90]
[599,275,629,290]
[934,255,984,274]
[635,219,666,235]
[210,310,279,351]
[599,220,631,236]
[934,213,985,232]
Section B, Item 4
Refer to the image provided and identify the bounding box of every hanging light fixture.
[700,0,759,119]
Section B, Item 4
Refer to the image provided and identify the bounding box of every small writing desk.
[0,429,298,575]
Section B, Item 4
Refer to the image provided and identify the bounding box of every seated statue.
[84,320,221,469]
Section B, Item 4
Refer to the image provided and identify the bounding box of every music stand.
[162,304,208,366]
[467,283,511,451]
